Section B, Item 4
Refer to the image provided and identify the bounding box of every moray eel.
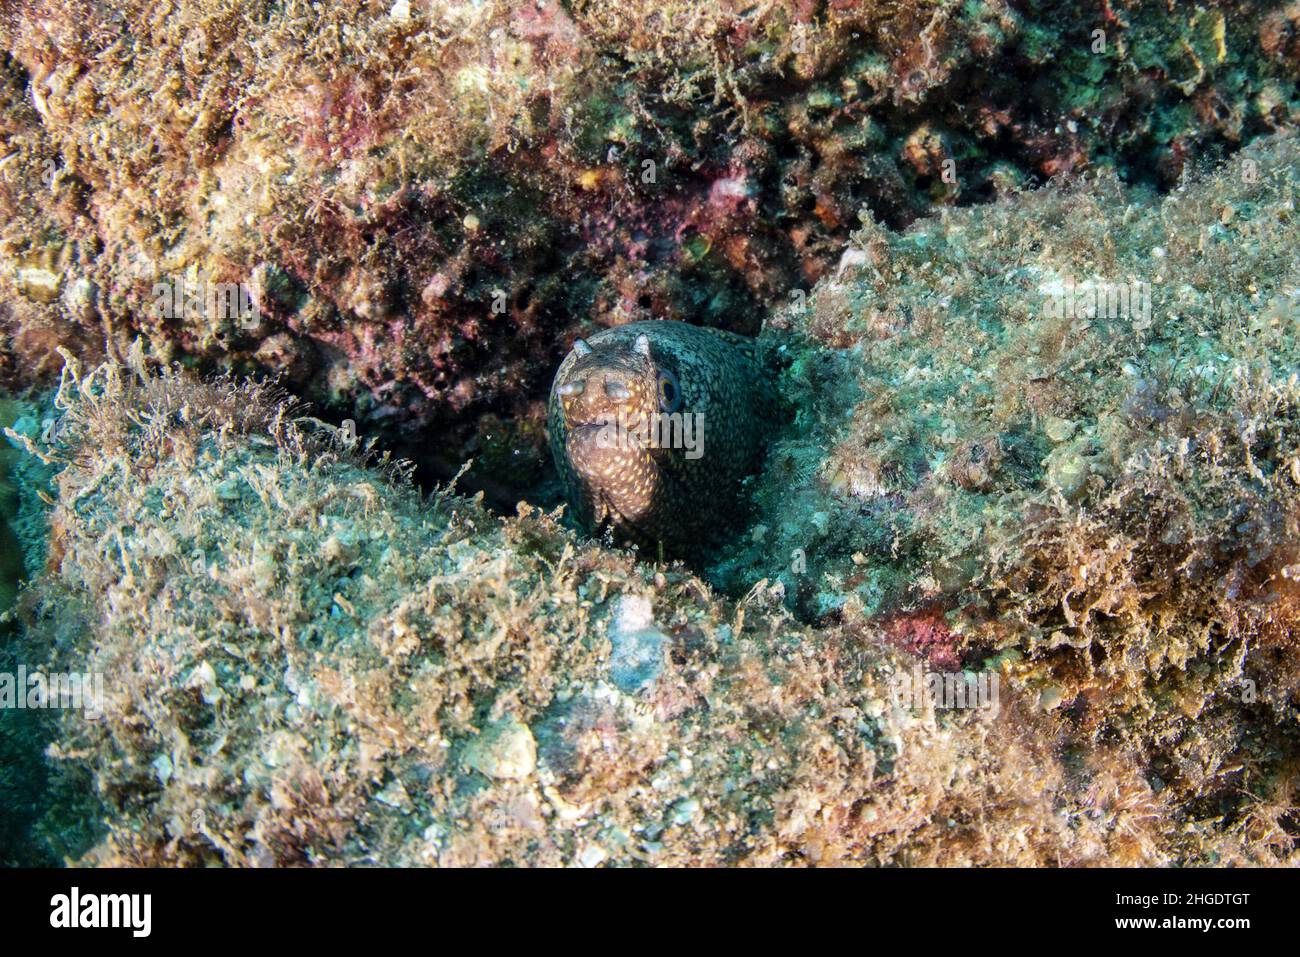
[548,320,773,550]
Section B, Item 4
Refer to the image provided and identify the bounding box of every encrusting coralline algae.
[1,134,1297,865]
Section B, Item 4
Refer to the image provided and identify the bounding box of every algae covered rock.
[0,0,1298,864]
[462,715,537,782]
[6,352,1231,866]
[2,1,1300,502]
[719,134,1300,860]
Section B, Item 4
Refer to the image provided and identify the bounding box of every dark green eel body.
[548,320,774,550]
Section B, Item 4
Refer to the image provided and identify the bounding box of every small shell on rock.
[607,594,667,693]
[15,263,60,303]
[462,715,537,781]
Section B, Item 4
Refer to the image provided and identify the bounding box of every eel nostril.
[605,380,631,400]
[558,379,585,397]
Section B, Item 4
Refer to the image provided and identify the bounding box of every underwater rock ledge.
[6,331,1292,866]
[715,133,1300,861]
[3,0,1300,499]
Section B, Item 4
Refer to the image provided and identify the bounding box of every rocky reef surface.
[2,133,1297,864]
[2,1,1300,498]
[0,349,1275,866]
[712,133,1300,861]
[1,1,1298,867]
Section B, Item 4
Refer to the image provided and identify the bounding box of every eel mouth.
[564,414,647,450]
[565,418,631,461]
[565,418,660,518]
[564,421,615,456]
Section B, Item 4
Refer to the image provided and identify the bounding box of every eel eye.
[658,369,682,413]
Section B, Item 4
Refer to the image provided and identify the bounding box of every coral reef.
[1,1,1299,500]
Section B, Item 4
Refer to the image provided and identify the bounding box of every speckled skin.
[548,321,773,549]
